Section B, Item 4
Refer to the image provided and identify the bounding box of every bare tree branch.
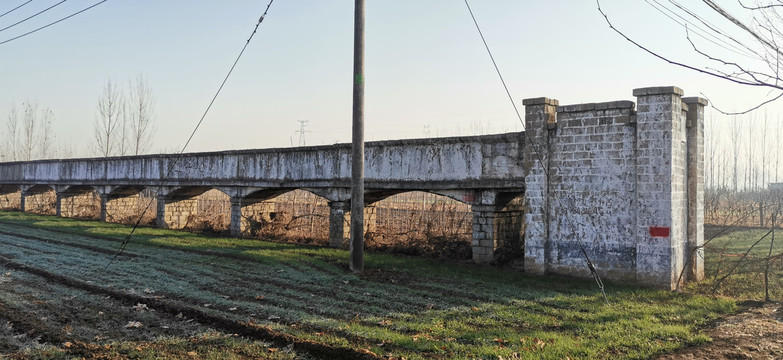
[597,0,783,112]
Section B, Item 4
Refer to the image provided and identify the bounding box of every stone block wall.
[0,190,21,210]
[59,192,100,219]
[162,198,199,229]
[523,87,705,289]
[547,101,638,280]
[24,191,56,215]
[104,194,142,222]
[237,200,277,235]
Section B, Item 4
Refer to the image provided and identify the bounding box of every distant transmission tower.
[296,120,310,146]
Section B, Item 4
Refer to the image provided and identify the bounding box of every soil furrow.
[0,254,381,360]
[0,229,141,259]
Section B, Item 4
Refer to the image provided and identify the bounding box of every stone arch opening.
[238,189,330,244]
[185,188,232,233]
[158,186,226,231]
[491,191,526,266]
[23,185,56,215]
[56,185,100,219]
[0,185,21,210]
[103,186,155,225]
[368,191,473,259]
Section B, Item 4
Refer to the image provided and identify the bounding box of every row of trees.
[1,101,56,162]
[0,76,155,162]
[706,111,783,191]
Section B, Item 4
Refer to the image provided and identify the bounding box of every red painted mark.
[462,193,475,203]
[649,227,670,238]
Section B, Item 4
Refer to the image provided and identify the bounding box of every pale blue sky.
[0,0,775,156]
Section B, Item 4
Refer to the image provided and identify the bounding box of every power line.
[464,0,609,304]
[0,0,107,46]
[108,0,276,267]
[0,0,66,33]
[463,0,524,130]
[0,0,34,19]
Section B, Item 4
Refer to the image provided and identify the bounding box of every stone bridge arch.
[20,184,56,215]
[53,185,100,219]
[156,186,223,229]
[98,186,148,224]
[0,86,708,288]
[221,187,354,243]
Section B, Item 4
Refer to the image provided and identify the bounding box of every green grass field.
[0,211,739,359]
[690,225,783,300]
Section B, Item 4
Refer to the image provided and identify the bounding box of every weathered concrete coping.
[522,97,559,106]
[682,97,709,106]
[632,86,684,96]
[556,100,635,113]
[0,132,522,166]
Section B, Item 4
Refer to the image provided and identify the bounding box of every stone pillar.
[99,194,109,222]
[522,97,559,274]
[55,193,64,217]
[633,86,688,290]
[156,194,167,228]
[20,188,29,213]
[363,204,377,235]
[329,201,350,248]
[683,96,707,282]
[472,205,500,264]
[230,197,243,237]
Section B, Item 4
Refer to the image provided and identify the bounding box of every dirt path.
[657,302,783,360]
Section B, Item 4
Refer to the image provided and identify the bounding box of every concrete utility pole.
[350,0,365,273]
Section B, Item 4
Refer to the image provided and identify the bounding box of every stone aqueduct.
[0,87,705,289]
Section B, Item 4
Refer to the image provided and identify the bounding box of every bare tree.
[746,113,756,190]
[94,79,122,157]
[706,111,718,189]
[730,115,743,191]
[21,102,38,161]
[127,75,155,155]
[776,115,782,182]
[761,110,770,188]
[3,103,20,161]
[3,101,58,161]
[38,108,55,160]
[117,104,129,156]
[597,0,783,113]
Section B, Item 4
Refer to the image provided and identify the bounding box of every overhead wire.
[463,0,524,131]
[0,0,33,19]
[0,0,66,33]
[463,0,610,305]
[107,0,276,267]
[0,0,108,45]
